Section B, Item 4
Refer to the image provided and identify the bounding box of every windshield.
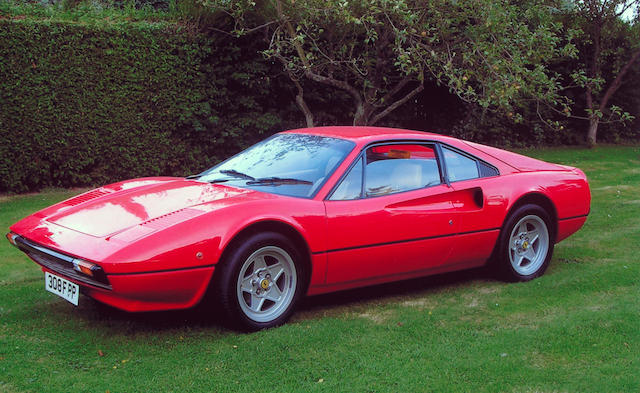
[198,133,355,198]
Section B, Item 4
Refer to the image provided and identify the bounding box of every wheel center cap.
[522,241,529,250]
[260,279,270,289]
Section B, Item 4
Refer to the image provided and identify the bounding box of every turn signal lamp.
[72,259,96,277]
[6,232,17,246]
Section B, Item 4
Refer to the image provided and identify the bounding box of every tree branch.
[238,20,280,35]
[273,0,311,69]
[305,70,363,106]
[375,76,410,108]
[369,81,424,126]
[615,0,638,17]
[598,47,640,111]
[292,77,315,128]
[275,54,315,127]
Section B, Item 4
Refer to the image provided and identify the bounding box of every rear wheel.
[497,204,554,281]
[214,232,304,331]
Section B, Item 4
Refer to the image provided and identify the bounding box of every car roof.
[280,126,519,175]
[281,126,448,145]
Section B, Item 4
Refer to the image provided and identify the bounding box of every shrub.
[0,16,288,192]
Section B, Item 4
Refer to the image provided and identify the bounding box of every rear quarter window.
[442,147,479,181]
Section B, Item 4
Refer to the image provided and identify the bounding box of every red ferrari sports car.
[7,127,590,330]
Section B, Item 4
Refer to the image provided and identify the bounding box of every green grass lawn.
[1,145,639,392]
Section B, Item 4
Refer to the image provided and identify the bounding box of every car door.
[323,142,461,285]
[438,144,503,266]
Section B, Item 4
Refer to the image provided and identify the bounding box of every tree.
[206,0,574,127]
[566,0,640,145]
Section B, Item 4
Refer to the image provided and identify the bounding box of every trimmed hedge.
[0,18,287,192]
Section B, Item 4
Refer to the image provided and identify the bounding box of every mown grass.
[1,145,639,392]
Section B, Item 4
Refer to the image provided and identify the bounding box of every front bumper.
[8,232,216,312]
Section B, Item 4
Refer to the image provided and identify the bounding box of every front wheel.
[496,204,554,281]
[214,232,304,331]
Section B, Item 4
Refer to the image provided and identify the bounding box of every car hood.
[43,178,253,237]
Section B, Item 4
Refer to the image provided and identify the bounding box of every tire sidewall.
[215,231,305,331]
[498,204,554,282]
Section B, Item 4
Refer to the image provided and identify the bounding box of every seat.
[366,159,422,196]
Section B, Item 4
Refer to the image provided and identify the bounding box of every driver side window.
[365,144,441,197]
[329,143,441,200]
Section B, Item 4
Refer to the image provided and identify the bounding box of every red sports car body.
[7,127,590,330]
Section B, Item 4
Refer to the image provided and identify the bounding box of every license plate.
[44,272,79,306]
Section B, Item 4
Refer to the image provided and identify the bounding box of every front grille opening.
[14,236,112,290]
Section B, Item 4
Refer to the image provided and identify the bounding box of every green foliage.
[0,0,177,22]
[449,107,578,148]
[0,12,285,192]
[207,0,575,126]
[556,0,640,143]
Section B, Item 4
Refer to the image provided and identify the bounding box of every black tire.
[213,232,305,331]
[495,204,554,282]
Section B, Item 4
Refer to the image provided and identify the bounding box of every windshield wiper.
[188,174,228,183]
[219,169,255,181]
[202,169,253,184]
[246,177,312,186]
[186,174,229,183]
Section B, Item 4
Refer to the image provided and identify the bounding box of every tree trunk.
[352,102,368,126]
[582,12,640,145]
[584,20,601,146]
[588,47,640,144]
[295,94,314,128]
[587,117,599,147]
[292,79,314,127]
